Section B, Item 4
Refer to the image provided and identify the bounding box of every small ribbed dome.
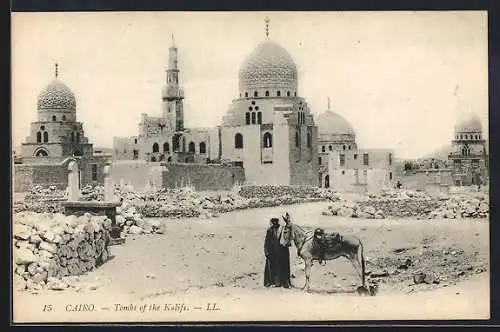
[239,40,298,92]
[316,110,356,137]
[455,112,482,133]
[37,79,76,111]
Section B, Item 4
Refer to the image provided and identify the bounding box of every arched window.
[76,132,80,143]
[134,138,138,144]
[52,115,56,122]
[62,115,66,121]
[263,132,273,148]
[322,146,325,153]
[199,141,206,154]
[163,142,170,153]
[343,145,346,150]
[277,91,281,97]
[251,112,256,124]
[287,91,291,97]
[307,131,312,148]
[245,112,250,125]
[257,112,262,124]
[235,133,243,149]
[245,92,248,98]
[254,91,258,97]
[43,132,48,143]
[167,156,172,162]
[295,131,300,148]
[265,91,269,97]
[329,145,333,151]
[152,143,159,153]
[36,132,42,143]
[294,92,297,96]
[475,135,478,140]
[460,134,463,139]
[188,141,196,153]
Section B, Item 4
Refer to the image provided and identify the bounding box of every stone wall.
[110,161,163,191]
[13,164,68,192]
[162,164,245,191]
[13,157,107,193]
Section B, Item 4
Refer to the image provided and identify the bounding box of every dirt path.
[13,202,490,322]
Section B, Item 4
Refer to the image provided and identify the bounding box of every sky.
[11,11,488,159]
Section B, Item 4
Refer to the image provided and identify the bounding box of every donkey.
[281,212,370,294]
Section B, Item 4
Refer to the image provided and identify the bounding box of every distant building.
[328,149,395,193]
[13,64,108,192]
[448,112,488,186]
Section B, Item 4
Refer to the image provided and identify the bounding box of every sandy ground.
[13,202,490,323]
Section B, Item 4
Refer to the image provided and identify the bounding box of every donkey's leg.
[303,258,312,291]
[348,253,365,288]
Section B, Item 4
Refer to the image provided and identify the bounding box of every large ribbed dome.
[316,110,356,137]
[37,79,76,111]
[238,40,298,93]
[455,112,482,133]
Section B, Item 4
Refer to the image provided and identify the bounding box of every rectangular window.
[354,154,358,160]
[318,157,322,165]
[91,164,98,181]
[322,146,325,153]
[339,154,345,166]
[363,153,369,166]
[234,161,244,167]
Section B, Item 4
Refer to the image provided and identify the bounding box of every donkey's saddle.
[313,228,344,255]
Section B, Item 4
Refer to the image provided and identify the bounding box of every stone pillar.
[103,162,115,202]
[67,160,80,201]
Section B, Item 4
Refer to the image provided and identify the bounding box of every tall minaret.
[162,34,184,132]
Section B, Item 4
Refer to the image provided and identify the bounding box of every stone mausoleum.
[448,112,488,186]
[113,18,395,189]
[13,64,108,192]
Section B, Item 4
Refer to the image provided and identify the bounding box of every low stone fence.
[13,212,112,291]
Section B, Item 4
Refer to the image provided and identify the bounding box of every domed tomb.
[315,110,356,140]
[455,112,483,134]
[37,79,76,112]
[238,40,298,94]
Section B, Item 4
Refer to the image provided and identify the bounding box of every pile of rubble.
[429,194,489,219]
[322,189,489,220]
[238,185,327,200]
[13,186,66,214]
[13,212,112,292]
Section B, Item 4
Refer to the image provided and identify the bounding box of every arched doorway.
[324,175,330,189]
[34,148,49,157]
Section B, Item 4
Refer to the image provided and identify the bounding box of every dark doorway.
[324,175,330,189]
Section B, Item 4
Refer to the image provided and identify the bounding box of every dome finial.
[265,16,270,38]
[54,62,59,79]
